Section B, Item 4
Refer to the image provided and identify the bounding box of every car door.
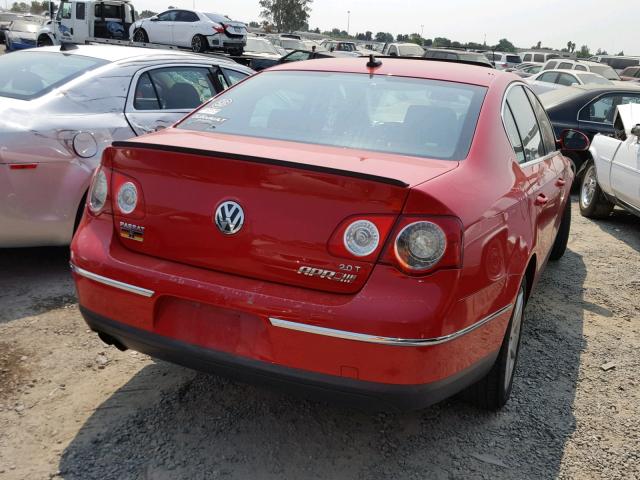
[172,10,199,47]
[610,128,640,209]
[125,64,224,136]
[505,85,566,261]
[146,10,177,44]
[56,0,74,42]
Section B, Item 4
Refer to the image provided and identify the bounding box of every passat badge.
[215,201,244,235]
[120,222,145,242]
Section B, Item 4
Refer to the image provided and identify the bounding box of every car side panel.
[590,134,622,196]
[611,137,640,209]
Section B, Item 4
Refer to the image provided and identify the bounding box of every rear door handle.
[535,194,549,206]
[556,178,566,187]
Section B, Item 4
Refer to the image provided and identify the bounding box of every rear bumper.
[71,214,516,405]
[81,306,498,411]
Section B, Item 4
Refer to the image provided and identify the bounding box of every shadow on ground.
[591,207,640,254]
[0,247,75,324]
[57,246,589,480]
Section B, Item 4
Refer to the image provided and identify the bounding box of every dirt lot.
[0,199,638,480]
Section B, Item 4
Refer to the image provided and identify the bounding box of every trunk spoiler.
[111,141,410,188]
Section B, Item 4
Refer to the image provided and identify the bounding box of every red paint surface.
[71,60,573,387]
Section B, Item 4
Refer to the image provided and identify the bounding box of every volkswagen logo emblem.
[215,201,244,235]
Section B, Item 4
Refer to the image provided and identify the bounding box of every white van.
[521,51,561,64]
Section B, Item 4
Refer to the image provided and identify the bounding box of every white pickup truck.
[580,104,640,218]
[37,0,136,47]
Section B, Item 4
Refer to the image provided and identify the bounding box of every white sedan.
[130,9,247,54]
[526,69,613,95]
[581,104,640,218]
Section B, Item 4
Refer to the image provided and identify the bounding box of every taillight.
[381,216,463,275]
[213,24,225,33]
[111,171,145,218]
[328,215,396,262]
[88,167,109,215]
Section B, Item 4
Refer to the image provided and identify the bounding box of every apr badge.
[120,222,145,242]
[297,266,358,284]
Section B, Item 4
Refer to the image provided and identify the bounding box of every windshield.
[10,21,39,32]
[398,44,424,56]
[0,52,109,100]
[281,39,305,50]
[590,65,620,80]
[576,74,612,86]
[245,38,279,54]
[178,71,487,161]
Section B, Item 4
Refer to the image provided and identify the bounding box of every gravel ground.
[0,199,638,480]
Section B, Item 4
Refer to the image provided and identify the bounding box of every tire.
[191,34,207,53]
[133,28,148,43]
[37,35,53,47]
[463,280,527,410]
[579,161,614,219]
[549,198,571,261]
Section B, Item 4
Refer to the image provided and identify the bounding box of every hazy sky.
[133,0,635,55]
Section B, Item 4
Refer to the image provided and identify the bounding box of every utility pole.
[347,10,350,36]
[420,24,424,38]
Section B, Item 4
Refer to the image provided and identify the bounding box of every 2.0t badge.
[215,201,244,235]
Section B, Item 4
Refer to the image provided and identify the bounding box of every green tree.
[617,51,624,56]
[259,0,312,33]
[10,2,29,12]
[423,38,433,47]
[577,45,591,58]
[374,32,394,43]
[494,38,516,52]
[536,41,542,49]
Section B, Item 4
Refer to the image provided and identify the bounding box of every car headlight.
[88,169,108,214]
[394,221,447,271]
[343,220,380,257]
[117,182,138,214]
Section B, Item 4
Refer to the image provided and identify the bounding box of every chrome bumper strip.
[70,263,155,298]
[269,304,513,347]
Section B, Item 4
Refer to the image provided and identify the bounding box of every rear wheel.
[191,34,207,53]
[579,162,614,219]
[549,198,571,261]
[133,28,148,43]
[463,280,526,410]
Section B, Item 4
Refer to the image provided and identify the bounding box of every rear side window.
[525,88,557,152]
[545,61,558,70]
[538,72,559,83]
[179,71,487,161]
[134,67,217,111]
[503,105,526,163]
[177,11,199,22]
[523,54,532,62]
[558,62,574,70]
[557,73,577,86]
[534,54,545,63]
[504,86,545,163]
[575,65,587,72]
[0,52,108,100]
[223,68,248,85]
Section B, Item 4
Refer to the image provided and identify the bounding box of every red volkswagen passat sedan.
[71,57,584,410]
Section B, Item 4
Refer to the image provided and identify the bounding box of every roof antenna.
[60,42,79,52]
[367,54,382,68]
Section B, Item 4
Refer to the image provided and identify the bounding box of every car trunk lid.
[109,130,457,293]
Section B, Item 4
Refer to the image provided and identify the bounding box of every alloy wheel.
[504,286,525,392]
[581,166,597,208]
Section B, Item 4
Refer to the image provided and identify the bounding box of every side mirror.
[631,124,640,138]
[559,129,590,151]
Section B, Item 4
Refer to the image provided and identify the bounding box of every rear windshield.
[178,71,487,161]
[0,52,108,100]
[281,39,305,50]
[204,13,230,23]
[590,65,620,80]
[398,44,424,56]
[506,55,522,63]
[576,73,611,86]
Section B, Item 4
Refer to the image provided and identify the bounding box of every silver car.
[0,44,252,248]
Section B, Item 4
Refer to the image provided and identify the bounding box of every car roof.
[547,59,600,66]
[540,83,640,107]
[268,57,499,87]
[22,44,249,70]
